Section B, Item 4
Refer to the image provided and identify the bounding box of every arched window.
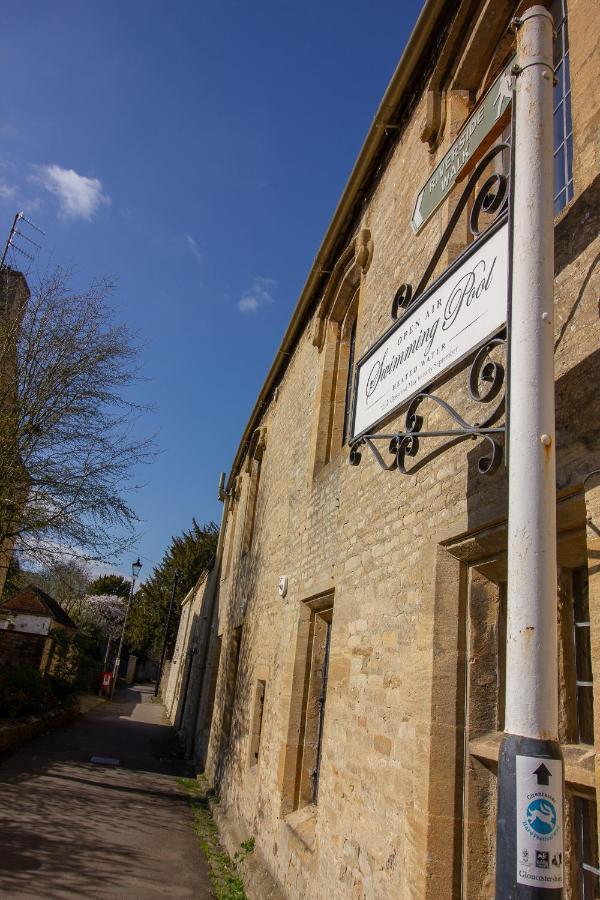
[342,318,357,447]
[310,229,372,474]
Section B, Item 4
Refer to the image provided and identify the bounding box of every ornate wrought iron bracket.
[349,337,506,476]
[392,142,510,321]
[350,140,512,477]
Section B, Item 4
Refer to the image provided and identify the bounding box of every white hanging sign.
[516,755,564,888]
[352,220,508,440]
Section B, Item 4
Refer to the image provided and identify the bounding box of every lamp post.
[155,569,182,697]
[110,557,142,699]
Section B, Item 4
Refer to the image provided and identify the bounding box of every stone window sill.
[469,731,595,792]
[284,804,317,853]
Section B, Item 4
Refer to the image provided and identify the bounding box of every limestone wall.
[195,1,600,897]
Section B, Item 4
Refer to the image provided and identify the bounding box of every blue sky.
[0,0,421,576]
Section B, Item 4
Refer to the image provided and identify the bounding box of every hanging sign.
[352,219,508,440]
[516,756,563,889]
[411,57,514,233]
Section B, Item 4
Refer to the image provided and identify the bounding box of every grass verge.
[178,775,252,900]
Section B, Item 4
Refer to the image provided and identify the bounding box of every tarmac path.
[0,685,214,899]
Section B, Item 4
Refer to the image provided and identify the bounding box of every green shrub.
[46,674,78,705]
[0,665,53,718]
[0,665,81,719]
[43,630,102,694]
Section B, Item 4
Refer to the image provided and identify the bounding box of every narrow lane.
[0,685,214,899]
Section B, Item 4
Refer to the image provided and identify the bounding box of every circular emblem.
[526,799,557,836]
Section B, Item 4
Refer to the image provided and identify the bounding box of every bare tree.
[0,266,153,574]
[22,557,91,615]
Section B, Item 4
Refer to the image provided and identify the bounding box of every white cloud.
[238,276,276,314]
[86,559,130,580]
[185,233,203,262]
[0,182,17,200]
[238,295,259,313]
[22,196,42,215]
[32,163,110,221]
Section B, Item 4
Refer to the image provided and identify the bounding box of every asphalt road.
[0,685,214,899]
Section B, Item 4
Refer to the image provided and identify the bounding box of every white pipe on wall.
[505,4,557,744]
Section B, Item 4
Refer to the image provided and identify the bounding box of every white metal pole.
[496,7,563,896]
[505,6,557,740]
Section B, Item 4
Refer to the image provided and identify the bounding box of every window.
[572,568,594,744]
[574,797,600,899]
[305,613,332,804]
[221,625,243,742]
[310,229,371,474]
[551,0,574,215]
[224,478,241,578]
[455,515,597,897]
[485,2,572,217]
[249,679,266,766]
[319,314,358,465]
[241,428,266,555]
[342,318,357,446]
[242,457,261,554]
[281,594,334,813]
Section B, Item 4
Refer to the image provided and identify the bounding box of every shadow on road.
[0,684,213,899]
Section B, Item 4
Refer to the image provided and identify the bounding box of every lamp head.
[132,558,142,579]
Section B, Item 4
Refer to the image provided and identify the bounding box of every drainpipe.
[496,7,563,897]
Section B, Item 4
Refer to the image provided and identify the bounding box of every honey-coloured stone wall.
[167,1,600,896]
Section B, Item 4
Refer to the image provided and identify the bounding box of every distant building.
[0,268,29,598]
[0,585,77,672]
[166,0,599,896]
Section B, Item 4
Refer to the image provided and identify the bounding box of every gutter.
[226,0,451,491]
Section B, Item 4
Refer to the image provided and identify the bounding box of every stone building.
[167,0,599,895]
[0,585,78,672]
[0,268,29,598]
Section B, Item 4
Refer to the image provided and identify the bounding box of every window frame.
[280,592,335,816]
[221,624,243,744]
[550,0,574,215]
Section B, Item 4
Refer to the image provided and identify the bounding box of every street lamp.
[110,557,142,698]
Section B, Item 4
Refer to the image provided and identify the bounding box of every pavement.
[0,684,214,899]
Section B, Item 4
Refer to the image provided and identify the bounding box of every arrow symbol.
[493,73,512,119]
[411,188,425,232]
[534,763,551,785]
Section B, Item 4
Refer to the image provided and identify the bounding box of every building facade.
[168,0,600,895]
[0,585,78,673]
[0,269,29,598]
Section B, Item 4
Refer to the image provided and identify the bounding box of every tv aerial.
[0,211,44,271]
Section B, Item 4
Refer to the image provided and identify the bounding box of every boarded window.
[282,594,334,813]
[249,679,266,766]
[222,625,243,742]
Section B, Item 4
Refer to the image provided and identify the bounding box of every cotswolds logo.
[523,796,558,840]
